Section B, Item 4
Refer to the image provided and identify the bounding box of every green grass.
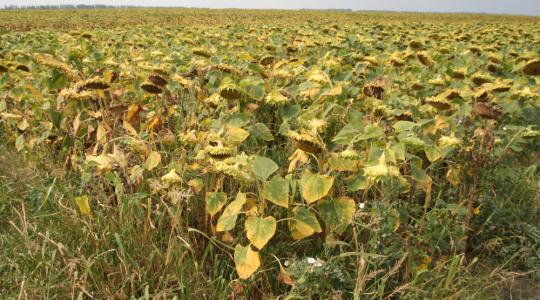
[1,142,539,299]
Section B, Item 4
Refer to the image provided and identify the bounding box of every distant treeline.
[2,5,138,10]
[2,5,354,11]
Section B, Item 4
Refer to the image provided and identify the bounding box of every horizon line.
[1,4,540,17]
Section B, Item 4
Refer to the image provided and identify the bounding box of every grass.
[1,141,539,299]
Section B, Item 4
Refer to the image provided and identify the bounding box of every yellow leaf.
[161,169,183,184]
[234,244,260,279]
[226,127,250,144]
[300,171,334,204]
[144,151,161,170]
[96,122,109,144]
[216,192,246,232]
[245,216,277,250]
[75,195,92,216]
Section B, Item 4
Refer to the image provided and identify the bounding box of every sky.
[1,0,539,16]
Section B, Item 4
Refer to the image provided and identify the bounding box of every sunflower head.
[192,48,212,58]
[141,82,162,94]
[265,90,290,105]
[473,102,502,120]
[79,77,110,90]
[363,84,385,100]
[219,83,244,100]
[260,55,275,66]
[205,145,234,160]
[288,130,325,154]
[148,74,168,87]
[522,59,540,76]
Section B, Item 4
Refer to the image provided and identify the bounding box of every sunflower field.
[1,8,539,299]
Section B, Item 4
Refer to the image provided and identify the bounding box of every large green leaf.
[249,155,278,182]
[318,197,356,233]
[262,175,289,208]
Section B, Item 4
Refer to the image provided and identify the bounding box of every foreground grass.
[1,142,539,299]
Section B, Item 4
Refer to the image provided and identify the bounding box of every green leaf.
[262,175,289,208]
[347,171,370,191]
[249,123,274,141]
[358,124,384,141]
[249,155,278,182]
[289,207,322,240]
[424,144,442,162]
[216,192,246,232]
[47,69,68,90]
[245,216,277,250]
[393,121,417,132]
[300,171,334,204]
[332,124,361,144]
[206,192,227,217]
[234,244,260,279]
[318,197,356,233]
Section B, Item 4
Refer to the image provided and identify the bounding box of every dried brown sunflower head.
[219,84,244,100]
[288,130,325,154]
[522,59,540,76]
[259,55,275,66]
[473,102,502,120]
[148,74,168,87]
[141,82,162,94]
[363,84,385,100]
[79,77,110,90]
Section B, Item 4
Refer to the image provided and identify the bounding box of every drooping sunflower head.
[219,83,244,100]
[471,72,493,86]
[522,59,540,76]
[205,145,235,160]
[214,63,241,75]
[78,77,110,90]
[148,74,168,87]
[192,48,212,58]
[259,55,275,66]
[425,96,452,110]
[363,84,385,100]
[416,51,434,67]
[141,81,163,94]
[288,130,325,154]
[473,102,502,120]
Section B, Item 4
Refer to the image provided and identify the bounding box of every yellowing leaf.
[289,207,322,240]
[216,192,246,232]
[262,175,289,208]
[144,151,161,170]
[234,244,260,279]
[188,178,204,194]
[96,122,109,144]
[206,191,227,217]
[75,195,92,216]
[318,197,356,233]
[300,171,334,204]
[226,127,250,145]
[245,216,277,250]
[17,119,30,131]
[161,169,183,184]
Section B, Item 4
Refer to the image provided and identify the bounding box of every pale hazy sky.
[1,0,539,16]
